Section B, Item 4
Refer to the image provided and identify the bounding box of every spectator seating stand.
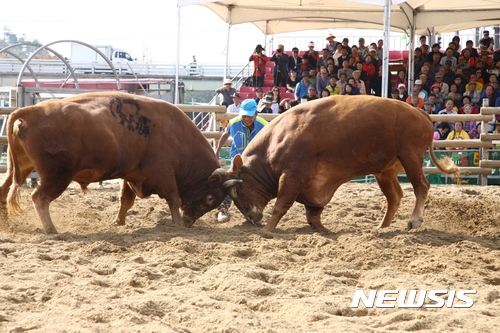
[241,47,416,97]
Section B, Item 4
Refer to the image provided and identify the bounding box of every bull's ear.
[208,168,227,187]
[232,154,243,173]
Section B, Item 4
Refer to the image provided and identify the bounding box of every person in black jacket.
[287,47,302,78]
[271,44,289,88]
[370,65,392,98]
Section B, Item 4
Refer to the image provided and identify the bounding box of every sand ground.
[0,180,499,333]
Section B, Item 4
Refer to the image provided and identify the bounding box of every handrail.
[2,101,500,184]
[208,60,253,108]
[0,59,248,78]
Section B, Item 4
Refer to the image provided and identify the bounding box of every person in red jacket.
[248,44,269,87]
[362,54,376,94]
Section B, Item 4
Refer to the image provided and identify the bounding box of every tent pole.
[175,1,181,104]
[407,12,416,92]
[264,20,268,48]
[223,7,232,81]
[381,0,390,98]
[408,30,414,91]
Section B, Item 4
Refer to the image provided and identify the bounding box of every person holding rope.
[214,99,268,222]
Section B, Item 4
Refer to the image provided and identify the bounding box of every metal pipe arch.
[0,44,41,87]
[15,40,123,90]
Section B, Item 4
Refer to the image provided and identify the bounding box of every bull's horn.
[222,179,242,189]
[211,168,228,176]
[229,186,238,199]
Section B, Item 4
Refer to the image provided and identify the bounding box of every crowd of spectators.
[243,34,394,102]
[396,31,500,113]
[391,31,500,144]
[217,30,500,134]
[227,33,395,114]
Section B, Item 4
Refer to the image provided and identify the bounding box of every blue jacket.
[228,116,268,159]
[295,81,312,99]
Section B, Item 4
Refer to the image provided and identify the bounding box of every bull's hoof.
[406,220,422,231]
[316,227,330,235]
[263,224,275,232]
[172,220,184,227]
[112,219,125,226]
[44,227,58,234]
[244,215,262,227]
[247,219,263,227]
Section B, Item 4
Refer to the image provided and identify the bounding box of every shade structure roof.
[179,0,500,36]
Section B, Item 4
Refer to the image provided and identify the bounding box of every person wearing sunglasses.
[287,47,302,78]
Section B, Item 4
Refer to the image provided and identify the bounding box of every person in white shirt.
[227,93,242,113]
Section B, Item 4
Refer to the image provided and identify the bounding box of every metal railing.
[1,101,500,183]
[267,32,491,53]
[0,59,248,78]
[201,105,500,183]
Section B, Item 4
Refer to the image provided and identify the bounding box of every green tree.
[1,26,55,59]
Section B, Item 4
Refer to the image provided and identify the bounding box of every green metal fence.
[352,149,500,185]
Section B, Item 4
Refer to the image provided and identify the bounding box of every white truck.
[70,44,136,74]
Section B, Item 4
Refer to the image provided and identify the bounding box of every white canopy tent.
[175,0,500,101]
[179,0,500,36]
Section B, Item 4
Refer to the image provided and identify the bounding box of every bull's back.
[10,92,218,179]
[245,95,433,171]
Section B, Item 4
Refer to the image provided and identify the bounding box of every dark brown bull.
[225,95,459,233]
[0,92,229,233]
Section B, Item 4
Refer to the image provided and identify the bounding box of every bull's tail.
[6,112,27,216]
[7,184,23,216]
[428,140,461,184]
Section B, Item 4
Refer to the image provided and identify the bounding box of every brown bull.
[0,92,229,234]
[225,95,459,233]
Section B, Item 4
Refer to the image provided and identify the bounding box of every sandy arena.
[0,179,499,333]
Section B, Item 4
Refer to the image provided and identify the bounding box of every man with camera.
[271,44,289,88]
[303,41,319,69]
[249,44,269,87]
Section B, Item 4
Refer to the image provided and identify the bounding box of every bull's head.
[180,168,230,227]
[223,155,267,226]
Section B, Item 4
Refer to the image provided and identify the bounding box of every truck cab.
[112,49,135,62]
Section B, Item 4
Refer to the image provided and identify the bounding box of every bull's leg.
[264,175,302,232]
[112,180,136,226]
[399,156,430,230]
[31,177,73,234]
[304,205,329,234]
[153,174,184,227]
[374,169,404,228]
[163,192,183,227]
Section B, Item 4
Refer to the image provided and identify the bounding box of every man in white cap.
[325,34,338,57]
[303,41,319,69]
[215,99,268,222]
[397,83,408,101]
[215,79,237,107]
[414,79,428,101]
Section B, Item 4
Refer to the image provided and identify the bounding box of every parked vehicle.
[70,44,136,74]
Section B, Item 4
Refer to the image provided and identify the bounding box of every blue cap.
[239,99,257,116]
